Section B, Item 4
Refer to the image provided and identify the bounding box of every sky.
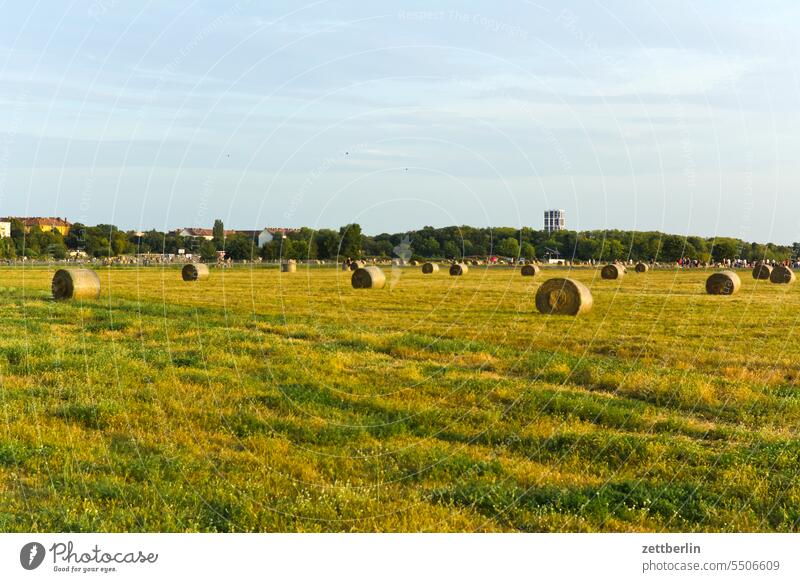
[0,1,798,242]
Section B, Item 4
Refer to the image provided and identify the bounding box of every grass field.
[0,265,798,532]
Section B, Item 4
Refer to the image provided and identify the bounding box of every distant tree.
[4,217,794,266]
[496,237,520,258]
[744,242,766,262]
[442,241,459,259]
[659,235,686,262]
[224,234,256,261]
[599,239,625,261]
[686,236,708,258]
[711,238,741,262]
[199,239,217,261]
[23,226,44,257]
[576,236,599,260]
[520,242,536,260]
[34,229,68,259]
[111,231,128,256]
[213,219,225,249]
[315,229,340,259]
[339,223,363,258]
[0,238,15,259]
[414,235,440,257]
[556,230,578,258]
[260,238,279,261]
[289,229,318,260]
[163,233,184,255]
[695,251,712,264]
[49,241,67,259]
[283,239,305,261]
[372,240,393,257]
[141,230,165,254]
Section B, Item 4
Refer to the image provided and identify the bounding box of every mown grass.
[0,265,798,532]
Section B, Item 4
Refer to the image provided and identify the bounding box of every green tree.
[415,236,440,257]
[111,231,129,256]
[339,223,363,258]
[496,237,520,258]
[260,238,280,261]
[659,235,686,262]
[0,238,15,259]
[577,236,599,260]
[373,240,393,257]
[315,229,340,260]
[443,241,459,259]
[711,238,741,262]
[213,219,225,249]
[600,239,625,261]
[199,239,217,261]
[520,242,536,260]
[133,230,161,254]
[224,234,256,261]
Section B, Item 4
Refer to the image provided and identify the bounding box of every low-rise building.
[0,221,10,238]
[256,228,301,247]
[174,227,215,240]
[2,216,71,235]
[174,226,301,248]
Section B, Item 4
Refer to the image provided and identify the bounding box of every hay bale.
[280,261,297,273]
[182,263,209,281]
[601,263,625,280]
[752,263,772,280]
[421,262,439,274]
[409,260,418,266]
[51,268,100,300]
[520,264,541,277]
[706,271,741,295]
[449,263,469,276]
[351,266,386,289]
[635,262,649,273]
[535,278,593,316]
[770,265,796,284]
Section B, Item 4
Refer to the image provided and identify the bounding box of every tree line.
[1,218,795,264]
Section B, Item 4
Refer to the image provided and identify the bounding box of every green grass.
[0,265,798,532]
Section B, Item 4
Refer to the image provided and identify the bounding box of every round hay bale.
[449,263,469,276]
[51,268,100,300]
[601,263,625,280]
[409,260,418,266]
[752,263,772,279]
[182,263,209,281]
[421,262,439,274]
[520,264,541,277]
[635,262,649,273]
[280,261,297,273]
[770,265,796,284]
[535,278,593,316]
[706,271,741,295]
[351,266,386,289]
[470,260,479,266]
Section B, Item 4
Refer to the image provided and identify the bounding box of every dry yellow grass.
[0,265,798,532]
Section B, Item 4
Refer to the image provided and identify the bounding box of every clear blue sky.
[0,1,798,242]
